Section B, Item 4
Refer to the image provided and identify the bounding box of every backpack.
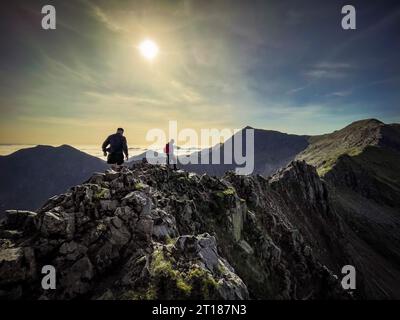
[164,143,170,154]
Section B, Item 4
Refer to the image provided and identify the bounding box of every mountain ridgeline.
[181,127,310,176]
[0,119,399,299]
[0,145,108,214]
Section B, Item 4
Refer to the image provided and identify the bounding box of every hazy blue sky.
[0,0,399,145]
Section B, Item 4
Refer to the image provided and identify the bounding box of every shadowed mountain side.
[180,127,310,176]
[0,145,108,213]
[295,119,400,298]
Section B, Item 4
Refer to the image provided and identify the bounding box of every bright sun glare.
[138,39,159,61]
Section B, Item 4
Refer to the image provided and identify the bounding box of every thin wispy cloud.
[305,62,354,79]
[326,90,353,97]
[286,86,308,95]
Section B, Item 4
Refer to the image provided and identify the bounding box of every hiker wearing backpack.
[164,139,177,170]
[102,128,129,171]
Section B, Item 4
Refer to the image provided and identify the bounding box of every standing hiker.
[164,139,177,170]
[102,128,129,171]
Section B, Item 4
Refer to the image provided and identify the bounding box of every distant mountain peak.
[347,118,384,128]
[34,144,54,150]
[0,144,107,212]
[35,144,75,151]
[242,125,254,130]
[59,144,75,149]
[296,118,400,176]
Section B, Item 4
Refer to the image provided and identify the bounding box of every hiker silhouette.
[102,128,129,171]
[164,139,177,170]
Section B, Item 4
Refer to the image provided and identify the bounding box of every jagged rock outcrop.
[0,162,350,300]
[295,119,400,298]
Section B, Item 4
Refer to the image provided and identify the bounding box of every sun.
[138,39,159,61]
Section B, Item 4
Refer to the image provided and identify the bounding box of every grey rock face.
[0,162,351,300]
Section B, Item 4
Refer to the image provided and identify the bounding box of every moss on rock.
[216,187,236,198]
[147,247,222,299]
[94,187,111,200]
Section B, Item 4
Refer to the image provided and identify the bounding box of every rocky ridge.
[0,161,347,300]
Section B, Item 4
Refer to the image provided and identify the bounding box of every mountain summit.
[297,118,400,175]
